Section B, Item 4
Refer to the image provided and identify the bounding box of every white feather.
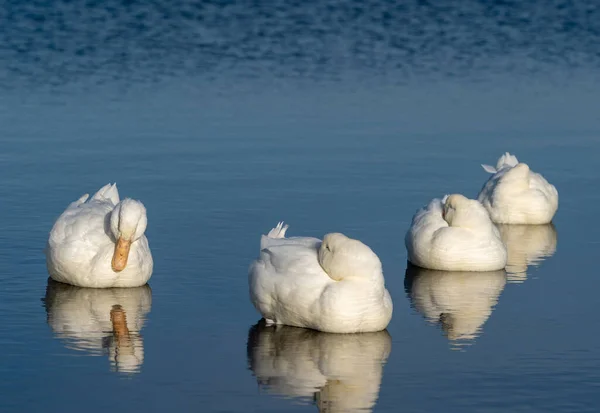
[91,182,120,205]
[481,164,497,173]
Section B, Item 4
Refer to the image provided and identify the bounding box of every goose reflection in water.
[42,279,151,374]
[247,320,391,412]
[404,264,506,349]
[497,224,557,283]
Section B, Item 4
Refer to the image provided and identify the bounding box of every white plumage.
[405,194,507,271]
[478,152,558,224]
[247,321,391,412]
[46,183,153,288]
[248,222,393,333]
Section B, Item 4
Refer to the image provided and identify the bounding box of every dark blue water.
[1,1,599,412]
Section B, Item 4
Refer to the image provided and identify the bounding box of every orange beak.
[111,237,131,272]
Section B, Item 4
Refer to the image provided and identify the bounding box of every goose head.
[507,162,529,175]
[500,162,530,184]
[110,199,148,272]
[495,162,532,194]
[318,233,382,281]
[442,194,493,230]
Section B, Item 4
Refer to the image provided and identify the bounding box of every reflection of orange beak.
[110,305,130,340]
[112,238,131,272]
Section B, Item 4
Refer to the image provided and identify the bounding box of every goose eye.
[325,244,331,251]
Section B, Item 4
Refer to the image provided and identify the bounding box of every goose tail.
[482,152,519,174]
[267,221,289,239]
[91,183,120,205]
[496,152,519,170]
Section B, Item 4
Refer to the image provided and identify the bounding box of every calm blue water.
[1,1,600,412]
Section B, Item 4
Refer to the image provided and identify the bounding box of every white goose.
[46,183,153,288]
[498,224,557,283]
[43,279,152,374]
[478,152,558,224]
[248,222,393,333]
[247,321,391,412]
[405,194,507,271]
[405,264,506,345]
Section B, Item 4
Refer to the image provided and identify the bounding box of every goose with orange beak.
[46,183,153,288]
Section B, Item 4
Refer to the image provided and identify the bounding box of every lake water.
[1,1,600,412]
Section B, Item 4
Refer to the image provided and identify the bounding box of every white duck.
[247,321,391,412]
[248,222,393,333]
[405,264,506,346]
[46,183,153,288]
[43,279,152,374]
[478,152,558,224]
[497,224,557,283]
[405,194,507,271]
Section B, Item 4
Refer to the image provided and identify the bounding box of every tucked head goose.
[46,183,153,288]
[405,194,507,271]
[478,152,558,224]
[248,222,393,333]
